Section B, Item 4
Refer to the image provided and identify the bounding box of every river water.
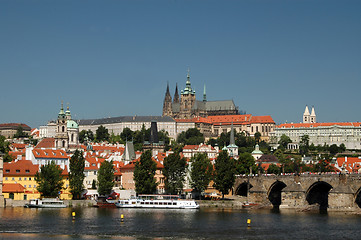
[1,207,361,239]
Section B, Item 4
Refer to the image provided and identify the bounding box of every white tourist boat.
[115,194,199,209]
[24,198,67,208]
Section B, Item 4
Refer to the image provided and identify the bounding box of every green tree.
[69,150,85,199]
[235,152,256,175]
[299,135,309,155]
[267,164,281,174]
[329,144,339,156]
[278,134,292,150]
[0,135,12,162]
[79,130,94,143]
[91,179,97,189]
[213,150,236,199]
[163,152,187,194]
[97,160,115,196]
[133,150,158,194]
[95,125,110,142]
[13,125,28,138]
[35,162,64,198]
[120,127,133,142]
[190,153,213,199]
[339,143,346,153]
[177,128,204,145]
[254,132,261,144]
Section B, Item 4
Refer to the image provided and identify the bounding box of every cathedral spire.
[203,84,207,102]
[165,82,171,97]
[173,83,179,103]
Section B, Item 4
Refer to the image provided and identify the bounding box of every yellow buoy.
[121,214,124,222]
[72,212,76,217]
[247,219,251,227]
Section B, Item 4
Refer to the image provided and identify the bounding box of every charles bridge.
[233,173,361,210]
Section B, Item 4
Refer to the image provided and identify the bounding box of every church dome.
[67,120,78,129]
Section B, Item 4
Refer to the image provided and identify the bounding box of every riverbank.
[4,198,361,214]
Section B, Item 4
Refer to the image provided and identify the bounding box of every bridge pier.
[280,182,305,209]
[328,184,355,209]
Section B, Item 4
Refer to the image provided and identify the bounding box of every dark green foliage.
[120,127,133,142]
[163,152,187,195]
[91,179,97,189]
[313,158,333,172]
[133,150,157,194]
[0,135,12,162]
[97,160,115,196]
[79,130,94,143]
[35,162,64,198]
[235,152,256,175]
[177,128,204,145]
[207,130,268,154]
[329,144,339,156]
[254,132,261,144]
[339,143,346,152]
[190,153,213,197]
[267,164,281,174]
[213,150,236,199]
[69,150,85,199]
[278,134,292,150]
[13,125,28,138]
[96,125,110,142]
[299,135,309,155]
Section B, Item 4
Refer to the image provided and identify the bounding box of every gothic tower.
[310,106,316,123]
[180,69,196,119]
[173,83,179,104]
[55,102,69,149]
[303,105,310,123]
[162,83,172,117]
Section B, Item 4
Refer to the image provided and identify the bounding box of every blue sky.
[1,0,360,128]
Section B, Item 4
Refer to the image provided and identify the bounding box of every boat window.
[125,202,128,204]
[159,202,163,205]
[145,202,150,205]
[141,202,144,205]
[167,202,171,205]
[132,202,136,204]
[154,202,158,205]
[172,202,176,205]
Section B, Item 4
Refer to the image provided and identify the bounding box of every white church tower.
[310,106,316,123]
[303,105,311,123]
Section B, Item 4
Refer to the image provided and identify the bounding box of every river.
[1,207,361,239]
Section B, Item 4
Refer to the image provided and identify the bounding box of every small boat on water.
[93,197,117,208]
[115,194,199,209]
[24,198,66,208]
[242,202,259,208]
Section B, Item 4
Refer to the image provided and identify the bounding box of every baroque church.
[162,71,239,119]
[55,102,79,150]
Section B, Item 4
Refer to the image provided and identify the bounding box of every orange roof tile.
[2,183,26,193]
[33,149,68,159]
[35,138,55,149]
[3,160,39,176]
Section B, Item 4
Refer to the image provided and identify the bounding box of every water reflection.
[1,207,361,239]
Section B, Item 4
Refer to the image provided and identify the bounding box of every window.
[34,185,36,188]
[5,177,8,180]
[12,177,15,181]
[19,177,22,180]
[94,171,97,175]
[16,170,20,173]
[5,169,10,173]
[24,177,27,181]
[29,177,32,180]
[24,185,27,188]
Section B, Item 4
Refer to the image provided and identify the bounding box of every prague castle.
[162,70,239,119]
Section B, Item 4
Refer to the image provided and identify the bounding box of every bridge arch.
[267,180,287,208]
[354,187,361,208]
[235,181,253,196]
[306,181,333,211]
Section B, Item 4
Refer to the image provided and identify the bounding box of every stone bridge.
[233,173,361,210]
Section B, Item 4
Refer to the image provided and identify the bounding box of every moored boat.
[24,198,66,208]
[115,194,199,209]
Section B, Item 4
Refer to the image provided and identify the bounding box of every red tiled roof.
[35,138,55,149]
[0,123,31,131]
[33,149,68,159]
[277,122,361,129]
[2,183,26,193]
[3,160,39,176]
[11,143,27,150]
